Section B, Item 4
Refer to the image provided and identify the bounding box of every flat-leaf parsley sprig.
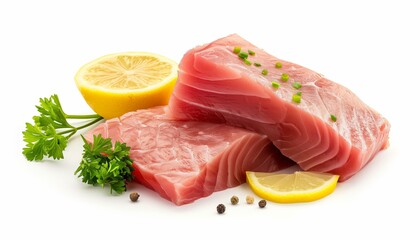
[75,135,134,194]
[22,94,103,161]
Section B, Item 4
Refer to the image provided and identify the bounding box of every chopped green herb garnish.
[281,73,289,82]
[262,69,268,75]
[296,91,302,96]
[275,62,282,68]
[244,59,252,65]
[271,81,280,88]
[238,51,248,59]
[292,82,302,89]
[248,49,255,56]
[330,114,337,122]
[233,46,241,54]
[292,93,301,103]
[254,62,261,67]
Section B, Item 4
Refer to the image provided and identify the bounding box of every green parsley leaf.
[75,135,134,194]
[22,94,103,161]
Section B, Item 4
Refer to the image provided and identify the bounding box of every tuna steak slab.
[168,34,390,181]
[85,106,292,205]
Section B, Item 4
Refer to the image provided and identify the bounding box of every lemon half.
[246,171,339,203]
[75,52,178,119]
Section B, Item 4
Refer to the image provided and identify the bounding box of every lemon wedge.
[246,171,339,203]
[75,52,178,119]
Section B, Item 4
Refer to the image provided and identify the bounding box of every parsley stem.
[23,94,105,161]
[74,117,104,130]
[57,117,103,137]
[75,135,134,194]
[66,114,102,119]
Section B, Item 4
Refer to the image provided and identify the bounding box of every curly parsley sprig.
[22,94,103,161]
[75,135,134,194]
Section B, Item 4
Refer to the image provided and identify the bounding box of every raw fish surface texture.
[168,34,390,181]
[85,106,293,205]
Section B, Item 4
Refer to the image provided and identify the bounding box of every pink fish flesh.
[168,34,390,181]
[85,106,293,205]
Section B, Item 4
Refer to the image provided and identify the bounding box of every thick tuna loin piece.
[168,34,390,181]
[85,106,292,205]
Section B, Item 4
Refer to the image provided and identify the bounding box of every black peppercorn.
[217,204,226,214]
[258,200,267,208]
[130,192,140,202]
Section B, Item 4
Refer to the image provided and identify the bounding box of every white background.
[1,0,418,239]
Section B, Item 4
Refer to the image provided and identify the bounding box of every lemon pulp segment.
[246,171,339,203]
[75,52,178,119]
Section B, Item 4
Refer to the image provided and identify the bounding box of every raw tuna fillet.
[168,34,390,181]
[85,106,293,205]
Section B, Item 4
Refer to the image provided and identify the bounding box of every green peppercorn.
[217,204,226,214]
[130,192,139,202]
[258,200,267,208]
[230,195,239,205]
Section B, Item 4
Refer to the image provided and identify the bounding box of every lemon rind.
[246,171,339,203]
[75,51,178,94]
